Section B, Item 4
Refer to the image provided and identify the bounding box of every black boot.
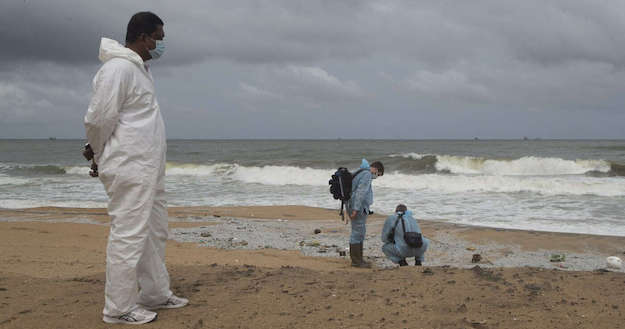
[415,258,422,266]
[349,243,359,266]
[398,259,408,266]
[349,243,371,268]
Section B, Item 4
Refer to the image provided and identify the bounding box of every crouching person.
[381,204,429,266]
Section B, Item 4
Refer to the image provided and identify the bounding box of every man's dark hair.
[126,12,164,43]
[395,204,407,213]
[371,161,384,175]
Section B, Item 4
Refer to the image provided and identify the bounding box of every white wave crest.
[165,162,237,176]
[394,153,610,175]
[0,175,30,186]
[389,152,431,159]
[230,165,329,186]
[164,162,329,186]
[376,172,625,197]
[64,166,91,175]
[0,199,106,209]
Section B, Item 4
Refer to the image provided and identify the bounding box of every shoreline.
[1,205,624,271]
[2,204,625,237]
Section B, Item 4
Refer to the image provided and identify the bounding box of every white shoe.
[102,308,157,325]
[142,295,189,310]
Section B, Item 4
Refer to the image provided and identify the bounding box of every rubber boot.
[350,243,371,268]
[358,243,372,268]
[349,243,359,266]
[415,258,422,266]
[398,259,408,266]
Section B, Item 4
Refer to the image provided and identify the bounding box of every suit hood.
[98,38,144,67]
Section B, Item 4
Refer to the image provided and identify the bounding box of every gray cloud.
[236,65,364,110]
[4,0,625,67]
[1,0,625,139]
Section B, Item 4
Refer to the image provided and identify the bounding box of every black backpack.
[388,212,423,248]
[329,167,365,221]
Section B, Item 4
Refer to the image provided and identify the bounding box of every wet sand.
[1,206,624,328]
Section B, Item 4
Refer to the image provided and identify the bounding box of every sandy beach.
[1,205,624,328]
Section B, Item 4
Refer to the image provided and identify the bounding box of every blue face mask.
[148,39,165,60]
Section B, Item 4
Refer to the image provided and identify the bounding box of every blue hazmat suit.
[347,159,374,244]
[84,38,172,317]
[381,210,430,263]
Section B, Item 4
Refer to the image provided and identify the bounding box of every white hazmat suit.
[84,38,172,317]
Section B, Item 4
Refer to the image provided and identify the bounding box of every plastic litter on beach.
[550,254,566,262]
[606,256,622,269]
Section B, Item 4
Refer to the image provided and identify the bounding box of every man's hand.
[349,210,358,219]
[83,144,94,161]
[89,160,99,177]
[83,143,98,177]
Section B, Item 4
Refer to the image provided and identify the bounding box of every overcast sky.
[1,0,624,139]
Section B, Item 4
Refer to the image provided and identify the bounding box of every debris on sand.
[306,241,321,247]
[606,256,622,269]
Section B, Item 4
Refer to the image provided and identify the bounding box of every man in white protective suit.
[84,12,188,325]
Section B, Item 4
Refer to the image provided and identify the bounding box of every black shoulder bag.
[396,214,423,248]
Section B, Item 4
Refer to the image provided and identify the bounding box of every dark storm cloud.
[0,0,373,66]
[1,0,625,139]
[4,0,625,67]
[0,1,121,64]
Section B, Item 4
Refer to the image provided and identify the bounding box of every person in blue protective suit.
[347,159,384,268]
[84,12,187,325]
[382,204,430,266]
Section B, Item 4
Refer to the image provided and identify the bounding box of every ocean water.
[1,139,624,236]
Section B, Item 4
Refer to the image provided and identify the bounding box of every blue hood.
[360,158,370,169]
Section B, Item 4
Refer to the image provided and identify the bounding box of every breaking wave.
[0,176,31,186]
[160,162,624,197]
[164,162,330,186]
[6,164,68,176]
[3,159,624,197]
[6,153,620,179]
[376,173,625,197]
[390,153,617,176]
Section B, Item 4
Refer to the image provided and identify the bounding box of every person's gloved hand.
[83,144,94,161]
[83,143,98,177]
[89,160,99,177]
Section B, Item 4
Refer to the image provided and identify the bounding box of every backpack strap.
[348,168,367,210]
[349,168,367,204]
[352,168,366,180]
[339,200,345,222]
[390,213,403,239]
[400,213,407,235]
